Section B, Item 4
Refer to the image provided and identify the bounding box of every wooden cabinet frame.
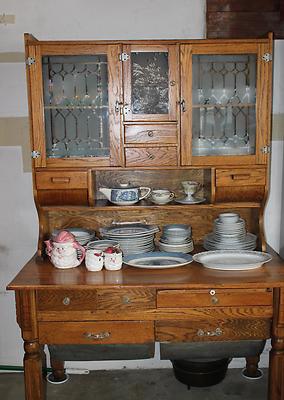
[180,40,272,166]
[25,37,123,168]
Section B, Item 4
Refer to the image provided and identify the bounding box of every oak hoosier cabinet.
[7,33,284,400]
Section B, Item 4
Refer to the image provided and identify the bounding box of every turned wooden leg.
[48,358,68,383]
[269,337,284,400]
[24,340,45,400]
[242,355,262,379]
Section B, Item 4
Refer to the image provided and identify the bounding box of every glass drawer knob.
[62,297,70,306]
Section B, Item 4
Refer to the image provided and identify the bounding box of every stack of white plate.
[158,224,194,253]
[100,223,159,256]
[203,213,257,251]
[51,227,97,246]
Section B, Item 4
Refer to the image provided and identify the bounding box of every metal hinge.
[26,57,36,66]
[261,145,271,154]
[31,150,41,159]
[262,53,272,63]
[119,53,130,62]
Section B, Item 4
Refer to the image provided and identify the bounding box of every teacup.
[150,189,175,204]
[181,181,202,201]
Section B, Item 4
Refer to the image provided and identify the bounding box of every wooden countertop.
[7,249,284,290]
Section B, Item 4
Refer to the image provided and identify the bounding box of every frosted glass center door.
[42,55,110,159]
[123,45,178,121]
[192,54,257,157]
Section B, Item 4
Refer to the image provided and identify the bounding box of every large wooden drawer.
[216,168,266,187]
[125,124,177,144]
[35,171,88,189]
[157,289,273,308]
[125,147,177,167]
[37,289,155,312]
[39,321,154,344]
[155,319,271,342]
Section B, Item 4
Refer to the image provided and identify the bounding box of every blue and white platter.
[123,251,193,269]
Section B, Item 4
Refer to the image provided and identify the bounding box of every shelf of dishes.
[44,213,262,271]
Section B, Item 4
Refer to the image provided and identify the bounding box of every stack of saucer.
[203,213,257,251]
[158,224,194,253]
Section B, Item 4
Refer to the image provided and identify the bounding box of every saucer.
[175,197,206,205]
[150,198,174,205]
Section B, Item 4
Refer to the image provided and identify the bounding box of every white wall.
[0,0,283,372]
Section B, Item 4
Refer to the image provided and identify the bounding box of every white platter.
[123,252,193,269]
[193,250,272,270]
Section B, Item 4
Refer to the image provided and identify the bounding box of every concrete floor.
[0,368,268,399]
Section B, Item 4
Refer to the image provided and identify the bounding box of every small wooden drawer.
[216,168,266,187]
[155,319,271,342]
[125,125,177,144]
[37,290,97,311]
[125,147,177,167]
[96,289,156,310]
[35,171,88,189]
[157,289,273,308]
[39,321,154,344]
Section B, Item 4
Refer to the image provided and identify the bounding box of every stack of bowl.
[158,224,193,253]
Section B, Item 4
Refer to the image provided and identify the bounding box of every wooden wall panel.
[207,0,284,39]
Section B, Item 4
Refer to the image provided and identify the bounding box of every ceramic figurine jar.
[104,246,123,271]
[45,230,86,269]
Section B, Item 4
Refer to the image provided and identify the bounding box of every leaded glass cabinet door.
[180,43,272,166]
[26,43,122,167]
[122,45,179,122]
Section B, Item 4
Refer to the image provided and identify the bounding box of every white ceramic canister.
[104,250,123,271]
[85,249,104,271]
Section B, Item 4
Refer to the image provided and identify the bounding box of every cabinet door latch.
[262,53,272,63]
[119,53,130,62]
[26,57,36,66]
[261,145,271,154]
[178,99,186,112]
[31,150,41,159]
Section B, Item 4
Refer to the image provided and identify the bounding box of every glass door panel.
[192,54,257,157]
[42,55,110,159]
[131,51,169,115]
[123,45,178,122]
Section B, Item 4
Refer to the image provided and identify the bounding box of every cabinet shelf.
[192,103,255,109]
[41,201,262,213]
[44,105,108,110]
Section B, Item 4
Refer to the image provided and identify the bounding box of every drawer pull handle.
[62,297,70,306]
[122,295,131,304]
[231,174,250,180]
[147,130,154,137]
[146,151,155,160]
[83,331,111,340]
[51,177,71,184]
[209,289,216,296]
[197,328,223,337]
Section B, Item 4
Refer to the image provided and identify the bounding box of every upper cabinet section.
[25,36,272,169]
[25,40,123,168]
[180,41,272,166]
[122,44,179,122]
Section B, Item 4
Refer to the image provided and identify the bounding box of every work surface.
[7,252,284,290]
[6,251,284,400]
